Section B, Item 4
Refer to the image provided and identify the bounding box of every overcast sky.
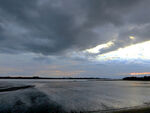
[0,0,150,78]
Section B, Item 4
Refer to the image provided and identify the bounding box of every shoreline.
[111,105,150,113]
[113,107,150,113]
[87,105,150,113]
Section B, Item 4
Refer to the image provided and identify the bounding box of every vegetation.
[123,76,150,81]
[0,76,109,80]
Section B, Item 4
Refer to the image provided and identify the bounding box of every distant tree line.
[123,76,150,81]
[0,76,106,79]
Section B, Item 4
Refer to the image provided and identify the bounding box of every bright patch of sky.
[129,36,135,40]
[85,41,114,54]
[96,40,150,61]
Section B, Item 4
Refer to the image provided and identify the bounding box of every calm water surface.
[0,79,150,112]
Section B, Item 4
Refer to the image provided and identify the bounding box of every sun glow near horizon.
[130,72,150,75]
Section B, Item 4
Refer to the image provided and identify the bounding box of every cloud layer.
[1,0,150,56]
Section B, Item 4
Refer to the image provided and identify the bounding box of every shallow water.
[0,79,150,112]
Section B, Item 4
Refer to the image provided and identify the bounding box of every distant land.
[0,76,114,80]
[1,76,150,81]
[123,76,150,81]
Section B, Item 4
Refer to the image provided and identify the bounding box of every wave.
[0,86,66,113]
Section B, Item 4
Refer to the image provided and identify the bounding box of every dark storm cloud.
[0,0,149,55]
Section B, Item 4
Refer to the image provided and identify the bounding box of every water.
[0,79,150,112]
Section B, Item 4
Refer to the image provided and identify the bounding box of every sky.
[0,0,150,78]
